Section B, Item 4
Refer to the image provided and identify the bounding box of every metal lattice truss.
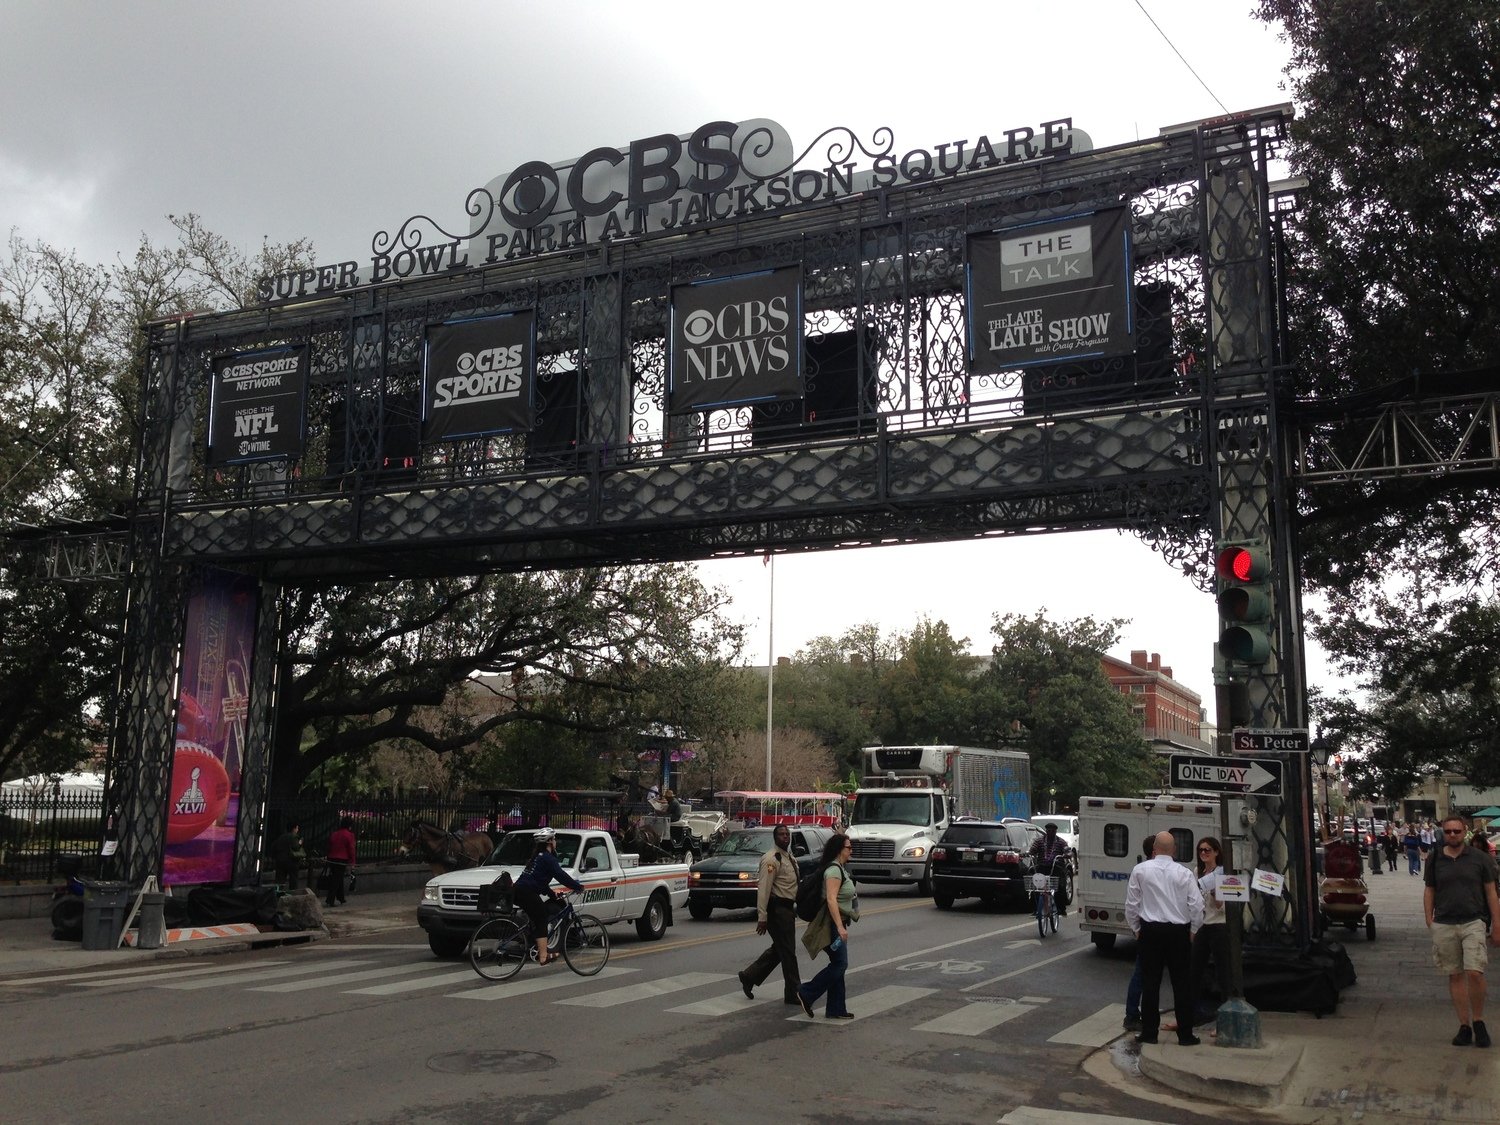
[1293,389,1500,484]
[104,108,1331,946]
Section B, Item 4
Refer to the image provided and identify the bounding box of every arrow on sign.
[1169,755,1284,795]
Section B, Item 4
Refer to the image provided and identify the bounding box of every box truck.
[847,745,1030,893]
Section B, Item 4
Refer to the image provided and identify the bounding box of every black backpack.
[796,862,841,922]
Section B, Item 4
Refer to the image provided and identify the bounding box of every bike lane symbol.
[899,958,985,974]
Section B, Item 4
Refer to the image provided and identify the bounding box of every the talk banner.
[207,345,308,465]
[423,310,537,440]
[967,208,1133,372]
[669,267,802,413]
[164,570,258,886]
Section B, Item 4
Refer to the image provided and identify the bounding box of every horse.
[400,819,494,874]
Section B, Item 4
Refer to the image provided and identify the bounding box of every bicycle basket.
[1030,873,1058,892]
[477,877,513,914]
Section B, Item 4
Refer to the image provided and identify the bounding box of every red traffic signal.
[1215,541,1272,664]
[1215,544,1268,583]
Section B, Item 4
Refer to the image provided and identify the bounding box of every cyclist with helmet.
[513,828,585,965]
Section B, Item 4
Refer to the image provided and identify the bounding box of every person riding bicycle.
[513,828,585,965]
[1029,823,1073,915]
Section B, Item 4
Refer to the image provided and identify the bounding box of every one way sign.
[1169,755,1283,796]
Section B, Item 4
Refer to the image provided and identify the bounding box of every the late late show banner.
[967,208,1133,373]
[669,266,803,413]
[206,345,308,465]
[163,570,258,886]
[423,310,537,440]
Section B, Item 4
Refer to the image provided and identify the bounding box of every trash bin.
[136,891,167,950]
[80,880,132,951]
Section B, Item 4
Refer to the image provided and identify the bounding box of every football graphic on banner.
[166,741,231,843]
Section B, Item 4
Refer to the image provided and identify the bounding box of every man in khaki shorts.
[1424,814,1500,1047]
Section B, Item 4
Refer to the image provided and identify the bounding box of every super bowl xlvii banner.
[164,569,258,886]
[206,345,308,465]
[967,208,1133,372]
[669,267,802,413]
[423,310,537,441]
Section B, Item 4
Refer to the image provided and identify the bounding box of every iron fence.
[0,790,105,883]
[1,788,646,884]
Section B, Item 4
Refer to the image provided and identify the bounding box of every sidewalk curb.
[1137,1040,1303,1108]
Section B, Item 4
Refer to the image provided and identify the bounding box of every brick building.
[1101,649,1211,754]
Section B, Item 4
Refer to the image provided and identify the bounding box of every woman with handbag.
[325,817,357,907]
[796,833,858,1020]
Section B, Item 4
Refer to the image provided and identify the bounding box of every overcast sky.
[2,1,1326,706]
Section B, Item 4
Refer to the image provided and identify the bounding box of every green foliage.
[1256,1,1500,795]
[762,623,894,768]
[874,618,982,747]
[971,612,1159,806]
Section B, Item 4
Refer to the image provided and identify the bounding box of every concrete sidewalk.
[1124,859,1500,1123]
[0,887,418,979]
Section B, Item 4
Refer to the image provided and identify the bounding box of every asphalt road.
[0,888,1266,1124]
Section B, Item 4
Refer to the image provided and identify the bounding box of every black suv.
[929,820,1043,909]
[687,825,832,919]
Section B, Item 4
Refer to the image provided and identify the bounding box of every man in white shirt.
[1125,830,1205,1046]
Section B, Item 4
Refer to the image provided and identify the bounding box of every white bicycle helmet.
[533,827,556,841]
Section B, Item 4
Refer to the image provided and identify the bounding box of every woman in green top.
[797,833,858,1019]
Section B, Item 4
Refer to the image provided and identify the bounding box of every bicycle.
[1030,870,1059,939]
[468,888,610,981]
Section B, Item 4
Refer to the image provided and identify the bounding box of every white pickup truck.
[417,828,691,957]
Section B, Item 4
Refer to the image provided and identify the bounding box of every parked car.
[929,819,1044,910]
[686,825,832,919]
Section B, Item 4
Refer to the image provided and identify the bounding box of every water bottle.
[829,935,843,953]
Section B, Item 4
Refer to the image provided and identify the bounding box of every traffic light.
[1215,540,1272,664]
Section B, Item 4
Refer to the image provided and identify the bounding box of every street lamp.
[1310,736,1331,839]
[1048,786,1057,814]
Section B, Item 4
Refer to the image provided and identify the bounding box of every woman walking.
[1402,823,1423,875]
[1189,836,1229,1027]
[797,833,858,1020]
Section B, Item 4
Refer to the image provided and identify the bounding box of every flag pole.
[764,552,774,789]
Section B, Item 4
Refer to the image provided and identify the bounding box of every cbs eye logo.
[682,310,717,345]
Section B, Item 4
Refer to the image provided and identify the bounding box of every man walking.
[738,823,801,1005]
[1424,814,1500,1047]
[1125,830,1204,1047]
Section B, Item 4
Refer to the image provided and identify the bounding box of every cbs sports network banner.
[967,208,1134,374]
[669,266,803,413]
[207,346,309,466]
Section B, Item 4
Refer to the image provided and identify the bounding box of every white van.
[1076,794,1233,951]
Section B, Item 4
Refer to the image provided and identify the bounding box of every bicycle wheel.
[559,913,610,976]
[1036,895,1047,940]
[469,917,528,981]
[1047,896,1059,934]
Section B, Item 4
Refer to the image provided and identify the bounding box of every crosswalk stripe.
[251,963,444,992]
[1000,1109,1176,1125]
[556,971,727,1008]
[667,990,785,1016]
[345,969,481,995]
[1048,1002,1130,1047]
[450,965,636,1000]
[787,984,936,1023]
[913,999,1037,1036]
[73,960,294,987]
[157,958,370,990]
